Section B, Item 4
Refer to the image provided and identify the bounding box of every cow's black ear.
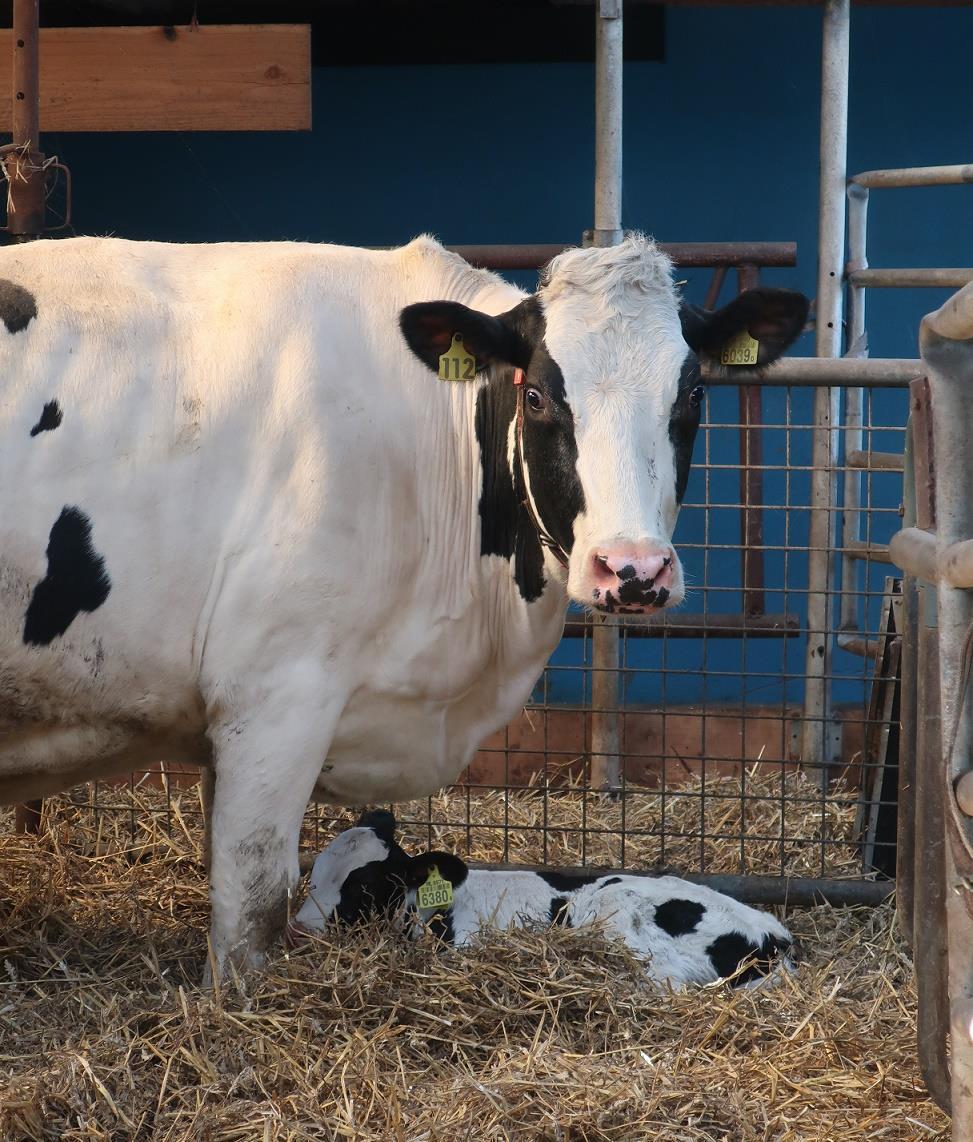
[400,300,533,375]
[356,808,397,844]
[404,851,469,889]
[680,288,809,373]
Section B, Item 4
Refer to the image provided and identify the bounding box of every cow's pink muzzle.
[584,542,678,613]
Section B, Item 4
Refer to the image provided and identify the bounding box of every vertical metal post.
[922,314,973,1130]
[588,0,623,790]
[737,264,766,618]
[801,0,849,774]
[896,421,918,950]
[839,182,869,639]
[9,0,45,835]
[4,0,45,239]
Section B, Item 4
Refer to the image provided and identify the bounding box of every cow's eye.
[689,385,705,406]
[526,388,545,412]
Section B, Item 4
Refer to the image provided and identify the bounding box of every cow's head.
[401,238,808,613]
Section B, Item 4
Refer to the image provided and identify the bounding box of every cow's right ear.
[400,301,532,374]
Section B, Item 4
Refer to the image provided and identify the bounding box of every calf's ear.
[404,851,469,889]
[356,808,397,844]
[400,300,535,375]
[680,288,809,374]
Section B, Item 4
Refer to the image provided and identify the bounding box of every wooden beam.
[0,25,310,132]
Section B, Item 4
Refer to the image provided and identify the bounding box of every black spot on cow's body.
[706,929,790,986]
[549,896,572,926]
[29,400,62,437]
[668,353,704,506]
[22,507,111,646]
[474,380,546,603]
[597,876,623,889]
[403,295,585,604]
[0,279,37,334]
[538,870,599,892]
[654,898,706,937]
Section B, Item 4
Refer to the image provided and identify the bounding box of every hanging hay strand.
[0,778,948,1140]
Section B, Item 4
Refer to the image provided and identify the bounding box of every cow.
[0,234,807,973]
[290,811,796,989]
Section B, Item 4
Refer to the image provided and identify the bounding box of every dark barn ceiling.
[0,2,667,65]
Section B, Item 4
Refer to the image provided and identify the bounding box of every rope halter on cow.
[512,367,570,570]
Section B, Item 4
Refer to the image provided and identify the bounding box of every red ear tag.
[513,368,526,387]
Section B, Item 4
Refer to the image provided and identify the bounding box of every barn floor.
[0,777,950,1141]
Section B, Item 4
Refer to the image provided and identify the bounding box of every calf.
[291,813,795,989]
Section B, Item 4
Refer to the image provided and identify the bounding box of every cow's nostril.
[591,554,615,586]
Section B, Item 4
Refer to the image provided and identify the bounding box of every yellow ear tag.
[438,333,477,381]
[416,865,453,909]
[720,330,760,367]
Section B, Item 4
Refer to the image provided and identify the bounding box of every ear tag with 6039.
[438,333,477,381]
[417,865,453,909]
[720,330,760,367]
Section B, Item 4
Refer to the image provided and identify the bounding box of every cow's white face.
[400,237,808,614]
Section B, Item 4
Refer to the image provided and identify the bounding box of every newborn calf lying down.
[290,811,795,988]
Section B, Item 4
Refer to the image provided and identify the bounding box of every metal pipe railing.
[802,0,849,775]
[701,356,922,388]
[849,268,973,289]
[588,0,625,793]
[444,241,798,272]
[850,164,973,189]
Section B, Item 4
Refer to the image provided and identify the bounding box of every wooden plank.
[0,25,310,132]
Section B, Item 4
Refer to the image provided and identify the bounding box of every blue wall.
[37,7,973,707]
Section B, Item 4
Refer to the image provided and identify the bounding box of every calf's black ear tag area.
[720,330,759,367]
[438,333,477,382]
[416,864,454,909]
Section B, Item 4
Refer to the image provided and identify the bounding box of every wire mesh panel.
[52,379,908,896]
[387,379,909,887]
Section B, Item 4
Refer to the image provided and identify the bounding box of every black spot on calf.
[23,507,111,646]
[30,400,62,437]
[538,870,599,892]
[549,896,572,926]
[0,279,37,333]
[597,877,623,889]
[654,898,706,937]
[705,930,788,987]
[426,908,456,944]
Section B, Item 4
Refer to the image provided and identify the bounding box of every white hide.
[540,241,692,606]
[295,844,794,990]
[0,233,695,967]
[296,827,394,930]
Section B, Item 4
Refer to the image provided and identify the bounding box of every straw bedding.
[0,773,949,1140]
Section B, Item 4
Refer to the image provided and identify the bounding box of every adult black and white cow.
[0,234,807,972]
[291,811,796,989]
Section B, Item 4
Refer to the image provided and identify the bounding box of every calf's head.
[401,238,808,613]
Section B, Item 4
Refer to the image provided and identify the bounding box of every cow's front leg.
[205,679,343,977]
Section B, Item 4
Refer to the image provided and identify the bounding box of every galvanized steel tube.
[851,164,973,189]
[588,0,624,791]
[802,0,849,775]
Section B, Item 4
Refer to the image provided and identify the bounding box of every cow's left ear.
[403,851,470,889]
[680,288,809,372]
[400,301,533,375]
